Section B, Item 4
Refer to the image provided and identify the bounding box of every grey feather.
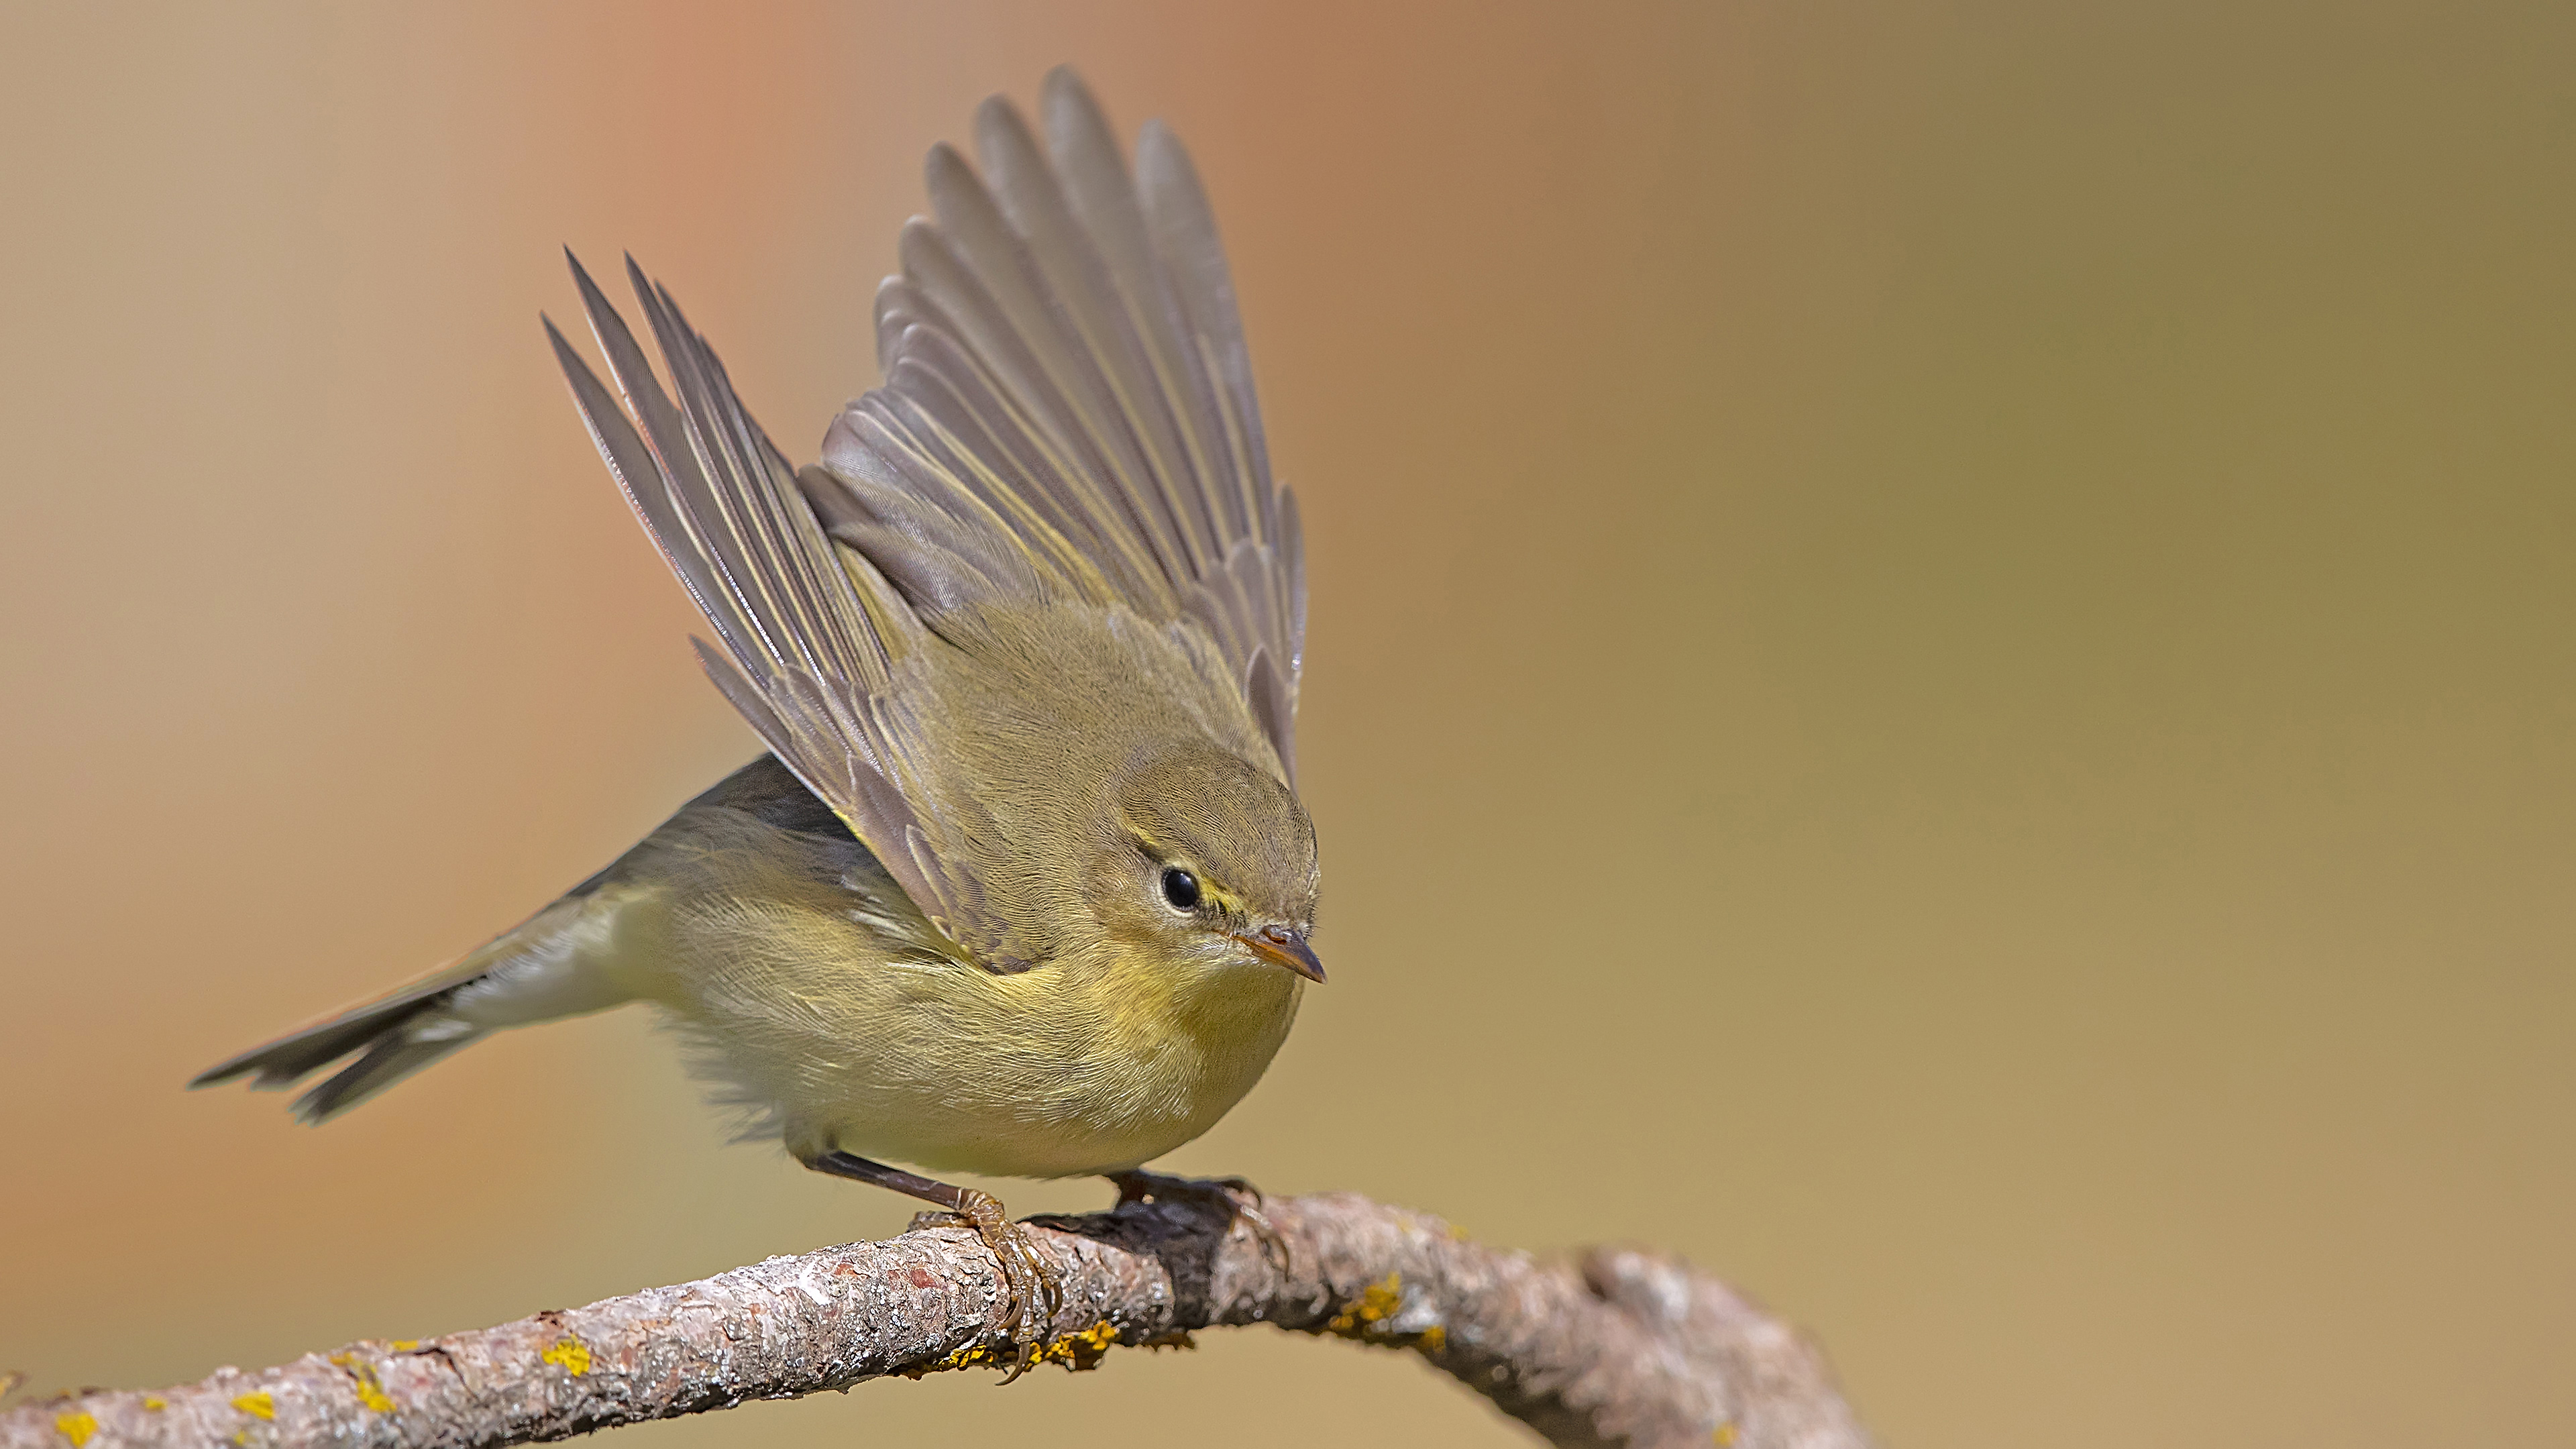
[821,65,1305,776]
[189,971,478,1095]
[549,253,990,961]
[291,1032,476,1123]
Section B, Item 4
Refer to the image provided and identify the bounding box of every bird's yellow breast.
[659,890,1303,1179]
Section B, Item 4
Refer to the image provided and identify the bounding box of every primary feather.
[829,70,1303,745]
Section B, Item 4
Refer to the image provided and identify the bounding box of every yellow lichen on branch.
[916,1318,1197,1377]
[1322,1272,1445,1354]
[324,1356,394,1415]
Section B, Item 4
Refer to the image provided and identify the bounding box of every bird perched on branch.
[193,67,1321,1371]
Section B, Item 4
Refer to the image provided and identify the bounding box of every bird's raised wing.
[546,255,1023,966]
[812,67,1306,779]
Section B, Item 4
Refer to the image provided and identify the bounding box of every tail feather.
[290,1024,480,1124]
[191,890,633,1124]
[189,968,480,1090]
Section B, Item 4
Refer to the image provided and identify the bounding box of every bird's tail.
[189,884,637,1123]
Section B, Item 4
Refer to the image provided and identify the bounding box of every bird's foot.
[1108,1170,1291,1275]
[908,1191,1062,1382]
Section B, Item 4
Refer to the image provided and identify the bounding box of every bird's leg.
[804,1149,1060,1379]
[1107,1169,1291,1275]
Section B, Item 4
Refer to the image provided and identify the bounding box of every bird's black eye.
[1160,867,1201,911]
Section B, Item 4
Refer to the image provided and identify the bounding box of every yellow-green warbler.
[195,68,1322,1367]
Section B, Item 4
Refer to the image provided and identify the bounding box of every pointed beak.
[1237,924,1326,983]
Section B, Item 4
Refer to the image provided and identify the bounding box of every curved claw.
[1108,1170,1293,1276]
[1230,1192,1293,1278]
[912,1191,1063,1381]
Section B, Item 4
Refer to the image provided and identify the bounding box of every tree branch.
[1,1189,1870,1449]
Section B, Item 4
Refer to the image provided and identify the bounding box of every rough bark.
[0,1189,1870,1449]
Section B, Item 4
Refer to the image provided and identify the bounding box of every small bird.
[192,68,1321,1366]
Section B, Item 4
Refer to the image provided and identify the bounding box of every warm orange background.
[5,4,2571,1446]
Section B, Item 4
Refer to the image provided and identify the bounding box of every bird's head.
[1092,742,1322,984]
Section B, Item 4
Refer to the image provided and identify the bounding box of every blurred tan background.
[4,3,2571,1446]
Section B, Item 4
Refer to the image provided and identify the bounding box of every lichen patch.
[329,1353,397,1414]
[541,1337,592,1377]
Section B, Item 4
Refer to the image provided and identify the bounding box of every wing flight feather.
[547,255,1001,962]
[815,66,1306,778]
